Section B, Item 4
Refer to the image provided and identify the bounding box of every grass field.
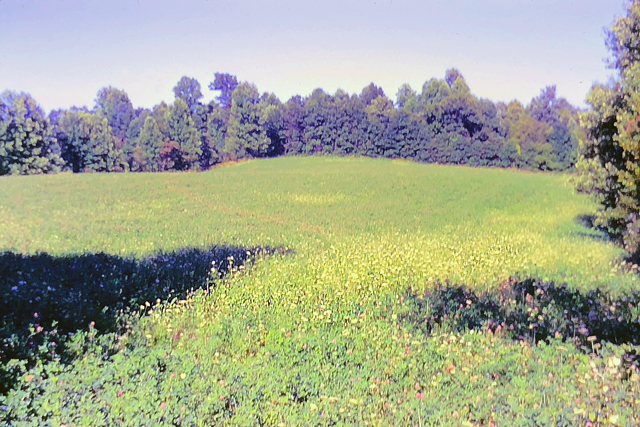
[1,157,640,426]
[0,156,635,291]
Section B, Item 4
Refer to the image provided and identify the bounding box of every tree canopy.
[1,70,584,176]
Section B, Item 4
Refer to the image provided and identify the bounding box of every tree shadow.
[0,245,291,393]
[574,214,640,268]
[573,214,614,243]
[399,277,640,369]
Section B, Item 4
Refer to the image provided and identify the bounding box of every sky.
[0,0,629,113]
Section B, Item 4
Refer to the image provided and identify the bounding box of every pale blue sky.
[0,0,628,112]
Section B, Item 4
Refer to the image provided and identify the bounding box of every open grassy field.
[1,157,640,426]
[0,156,636,291]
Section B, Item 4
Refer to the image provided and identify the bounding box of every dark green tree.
[58,110,126,172]
[202,103,229,165]
[282,95,307,154]
[168,98,202,170]
[0,91,63,175]
[360,83,385,106]
[576,0,640,254]
[224,82,270,158]
[136,116,164,172]
[302,89,337,154]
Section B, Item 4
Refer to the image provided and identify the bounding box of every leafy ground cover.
[1,157,639,425]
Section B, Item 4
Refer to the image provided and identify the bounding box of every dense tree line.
[1,70,583,175]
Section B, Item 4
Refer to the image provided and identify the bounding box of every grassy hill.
[1,157,639,426]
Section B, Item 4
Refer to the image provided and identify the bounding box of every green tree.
[203,103,228,165]
[124,109,151,170]
[173,76,203,112]
[95,87,134,140]
[527,86,578,169]
[302,88,337,154]
[136,116,164,172]
[576,0,640,254]
[58,110,126,173]
[209,72,239,109]
[419,78,451,109]
[445,68,463,87]
[224,82,270,158]
[395,84,418,112]
[282,96,306,154]
[360,83,385,106]
[0,91,63,175]
[167,98,202,170]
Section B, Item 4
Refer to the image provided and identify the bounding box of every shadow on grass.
[0,245,290,394]
[574,214,640,268]
[399,277,640,368]
[573,214,614,243]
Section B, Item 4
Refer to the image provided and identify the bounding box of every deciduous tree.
[576,0,640,254]
[0,91,63,175]
[167,98,202,170]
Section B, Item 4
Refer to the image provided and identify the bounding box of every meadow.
[1,157,640,426]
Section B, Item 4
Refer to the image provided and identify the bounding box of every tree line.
[0,70,583,176]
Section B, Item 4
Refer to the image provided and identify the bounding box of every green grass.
[2,156,640,426]
[0,156,634,292]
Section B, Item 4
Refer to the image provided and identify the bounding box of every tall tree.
[0,91,63,175]
[124,109,151,170]
[95,87,134,141]
[395,84,418,112]
[419,78,451,109]
[444,68,463,88]
[202,103,229,166]
[302,89,337,154]
[167,98,201,170]
[224,82,270,158]
[527,86,578,169]
[137,116,164,172]
[360,83,385,106]
[173,76,203,112]
[576,0,640,254]
[282,95,307,154]
[209,73,239,109]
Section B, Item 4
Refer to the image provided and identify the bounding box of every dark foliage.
[399,276,640,363]
[0,246,288,394]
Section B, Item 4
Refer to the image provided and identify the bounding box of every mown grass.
[1,156,640,426]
